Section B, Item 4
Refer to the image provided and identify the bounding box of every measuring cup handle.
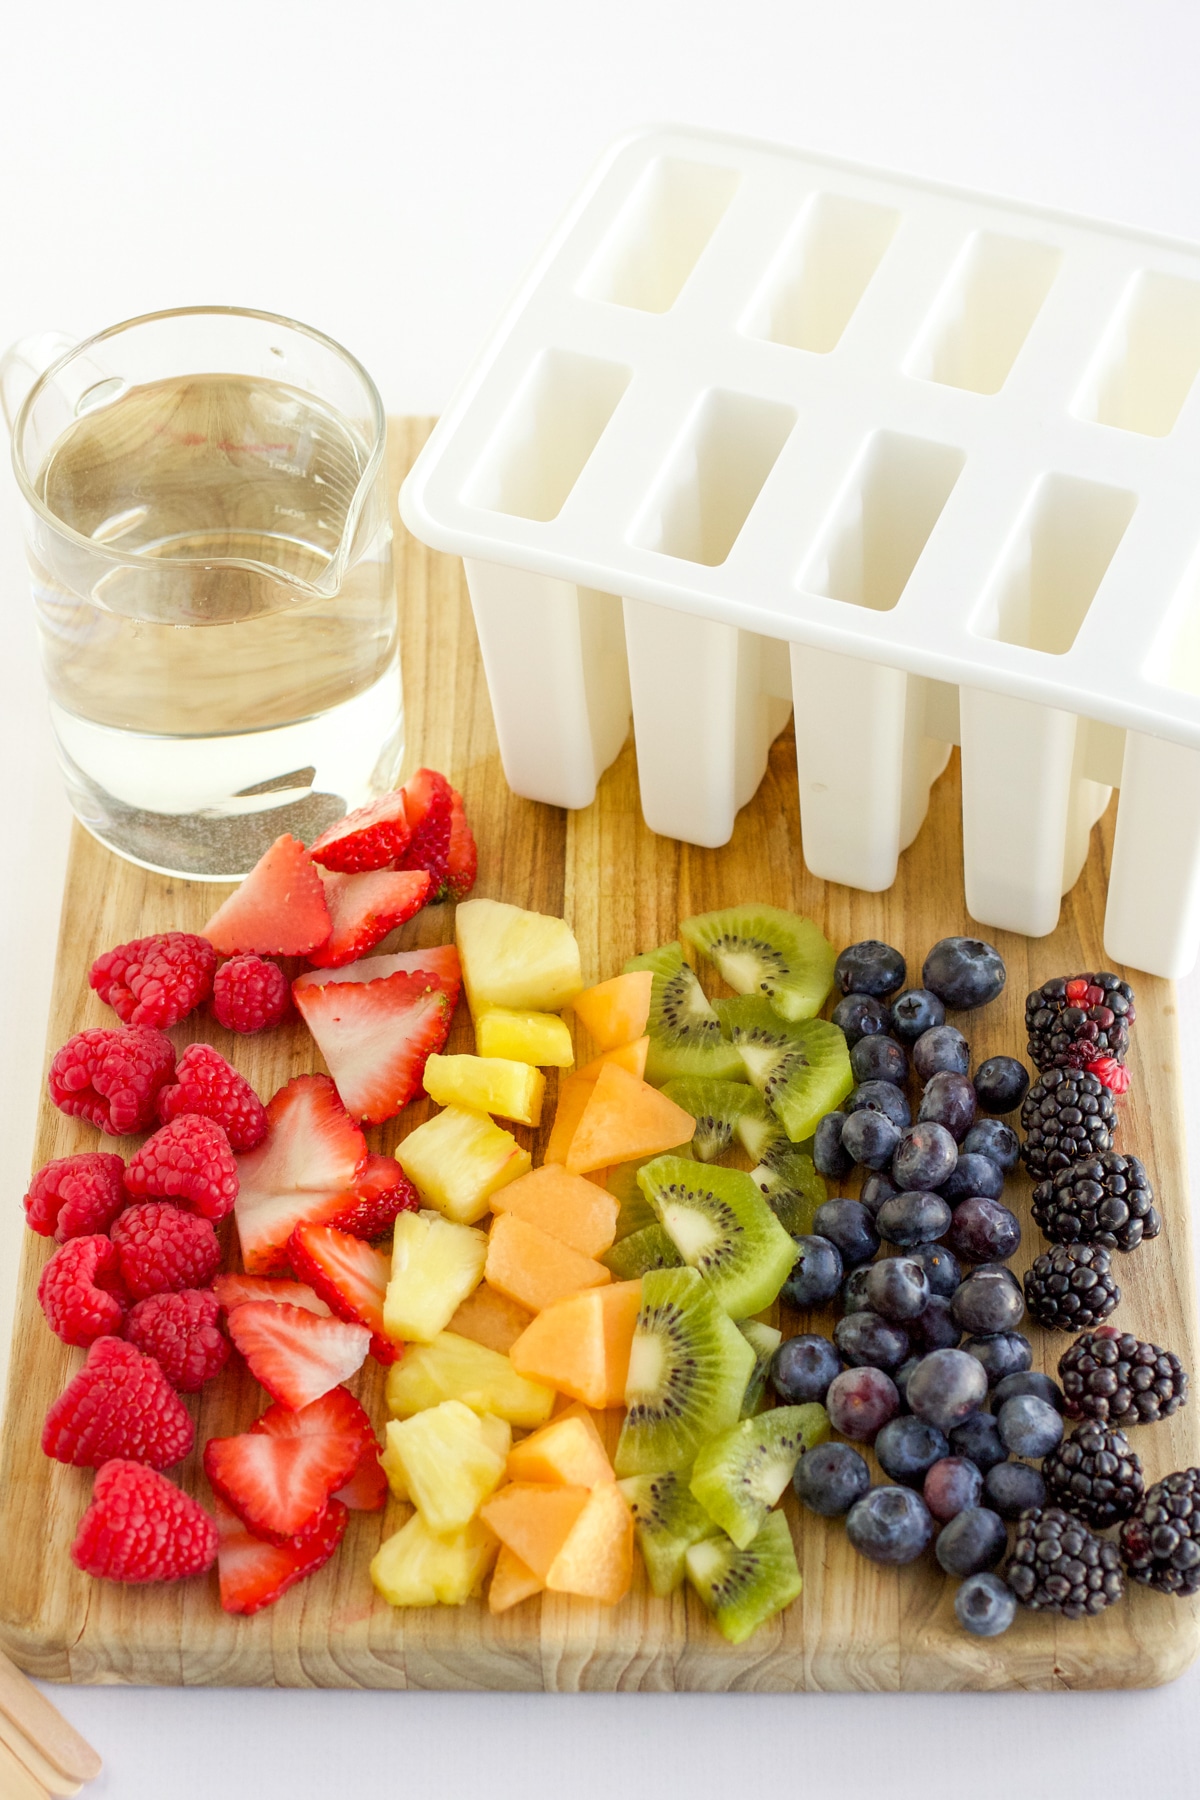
[0,331,77,431]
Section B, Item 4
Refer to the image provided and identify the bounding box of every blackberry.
[1023,1242,1121,1332]
[1031,1153,1160,1255]
[1019,1068,1116,1181]
[1025,973,1135,1073]
[1005,1506,1125,1617]
[1058,1327,1189,1427]
[1042,1422,1144,1528]
[1120,1468,1200,1596]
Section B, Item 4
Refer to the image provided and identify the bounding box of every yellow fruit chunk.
[545,1479,634,1604]
[397,1106,530,1224]
[384,1400,510,1534]
[478,1482,590,1580]
[565,1063,696,1175]
[423,1053,545,1127]
[509,1281,643,1409]
[370,1511,498,1608]
[488,1543,544,1614]
[489,1164,619,1258]
[475,1009,575,1068]
[384,1210,488,1344]
[506,1412,614,1489]
[571,972,653,1051]
[378,1429,410,1502]
[386,1330,556,1428]
[447,1282,534,1354]
[457,898,582,1014]
[486,1212,611,1314]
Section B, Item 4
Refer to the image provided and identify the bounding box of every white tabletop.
[3,4,1200,1794]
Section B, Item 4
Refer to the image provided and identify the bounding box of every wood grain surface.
[1,419,1198,1691]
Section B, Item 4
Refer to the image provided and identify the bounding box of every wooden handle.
[0,1730,53,1800]
[0,1650,100,1785]
[0,1710,83,1796]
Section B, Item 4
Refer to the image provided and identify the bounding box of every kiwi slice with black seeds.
[752,1147,826,1237]
[660,1077,758,1162]
[616,1470,719,1595]
[733,1091,789,1164]
[626,942,745,1085]
[607,1144,694,1231]
[637,1155,796,1319]
[685,1510,803,1644]
[602,1222,684,1280]
[717,998,853,1142]
[681,904,837,1023]
[690,1405,829,1549]
[737,1319,783,1417]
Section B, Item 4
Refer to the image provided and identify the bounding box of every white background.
[3,3,1200,1794]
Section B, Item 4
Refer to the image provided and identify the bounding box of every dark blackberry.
[1025,973,1135,1073]
[1023,1243,1121,1332]
[1120,1467,1200,1596]
[1019,1068,1116,1181]
[1005,1506,1125,1617]
[1042,1421,1144,1528]
[1058,1327,1189,1427]
[1031,1152,1159,1254]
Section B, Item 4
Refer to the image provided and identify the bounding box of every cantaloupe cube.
[577,1038,649,1082]
[478,1482,590,1580]
[385,1331,556,1427]
[508,1281,643,1408]
[447,1282,534,1354]
[489,1164,619,1258]
[370,1511,498,1608]
[384,1211,488,1344]
[485,1212,611,1314]
[544,1072,597,1165]
[488,1543,544,1614]
[423,1054,545,1127]
[571,972,653,1051]
[506,1411,614,1489]
[384,1400,510,1534]
[397,1106,531,1224]
[457,899,583,1014]
[545,1479,634,1604]
[565,1064,696,1175]
[475,1009,574,1068]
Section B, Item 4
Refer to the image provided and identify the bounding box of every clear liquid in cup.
[32,371,402,877]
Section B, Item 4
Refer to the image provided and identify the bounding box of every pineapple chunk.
[423,1054,546,1128]
[384,1401,511,1534]
[397,1106,531,1225]
[384,1210,487,1344]
[457,898,583,1015]
[371,1511,498,1608]
[378,1428,411,1502]
[386,1331,556,1427]
[475,1009,575,1068]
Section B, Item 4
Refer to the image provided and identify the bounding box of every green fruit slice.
[737,1319,783,1418]
[626,942,745,1085]
[716,997,852,1142]
[607,1144,694,1233]
[752,1147,826,1237]
[660,1077,759,1162]
[637,1155,796,1319]
[685,1511,803,1645]
[689,1406,830,1549]
[617,1470,719,1596]
[680,904,836,1022]
[601,1223,684,1280]
[615,1268,756,1477]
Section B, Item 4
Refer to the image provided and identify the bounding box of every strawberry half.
[212,1272,332,1318]
[214,1496,348,1615]
[307,867,431,970]
[439,787,478,901]
[397,768,453,891]
[287,1222,397,1364]
[203,835,332,957]
[204,1392,364,1540]
[233,1074,367,1275]
[293,943,462,1013]
[293,971,452,1125]
[323,1153,419,1241]
[225,1300,370,1409]
[307,789,411,874]
[333,1447,388,1511]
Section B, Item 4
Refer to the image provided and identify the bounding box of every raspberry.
[110,1202,221,1300]
[213,955,292,1033]
[48,1026,176,1136]
[1088,1055,1132,1095]
[89,931,216,1029]
[37,1235,129,1346]
[24,1152,127,1242]
[124,1288,230,1392]
[43,1337,194,1469]
[124,1115,239,1223]
[71,1460,218,1583]
[157,1043,267,1152]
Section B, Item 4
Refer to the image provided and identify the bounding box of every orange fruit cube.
[570,972,653,1052]
[487,1543,544,1614]
[447,1282,534,1355]
[506,1411,614,1489]
[508,1280,642,1408]
[479,1482,590,1580]
[544,1480,634,1604]
[489,1163,619,1258]
[485,1212,611,1314]
[564,1063,696,1175]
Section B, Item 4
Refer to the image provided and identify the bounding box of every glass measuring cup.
[2,306,403,879]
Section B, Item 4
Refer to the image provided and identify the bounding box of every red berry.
[1088,1055,1132,1096]
[24,1152,127,1242]
[439,786,477,901]
[110,1202,221,1301]
[157,1042,268,1152]
[89,931,216,1029]
[37,1235,129,1346]
[124,1114,239,1223]
[213,955,292,1033]
[308,789,412,875]
[71,1459,218,1583]
[397,768,453,891]
[124,1288,230,1392]
[326,1152,420,1240]
[43,1337,194,1469]
[48,1026,176,1137]
[1065,979,1090,1003]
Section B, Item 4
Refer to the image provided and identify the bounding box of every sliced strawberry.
[203,835,332,957]
[212,1272,332,1318]
[225,1300,370,1409]
[251,1384,376,1453]
[293,943,462,1013]
[204,1400,362,1540]
[307,867,431,970]
[293,971,452,1124]
[307,789,411,874]
[214,1496,348,1614]
[233,1074,367,1275]
[438,787,478,901]
[397,768,453,891]
[333,1447,388,1511]
[324,1153,420,1241]
[287,1223,397,1364]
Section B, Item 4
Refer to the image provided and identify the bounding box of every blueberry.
[939,1152,1005,1203]
[845,1080,911,1129]
[925,1455,986,1522]
[950,1269,1026,1336]
[825,1367,899,1441]
[834,1312,911,1374]
[769,1333,842,1405]
[905,1348,988,1433]
[961,1119,1020,1172]
[840,1108,901,1171]
[917,1072,977,1142]
[948,1412,1008,1475]
[892,1122,958,1191]
[992,1370,1065,1413]
[945,1195,1021,1263]
[876,1190,953,1248]
[962,1331,1032,1387]
[793,1441,872,1517]
[984,1459,1046,1520]
[908,1243,962,1298]
[864,1256,930,1322]
[907,1294,962,1353]
[846,1485,935,1564]
[890,988,946,1043]
[922,937,1006,1011]
[936,1507,1007,1577]
[912,1026,971,1082]
[859,1172,900,1217]
[972,1056,1029,1115]
[955,1571,1017,1637]
[835,940,906,999]
[996,1394,1064,1460]
[840,1265,875,1314]
[875,1416,949,1487]
[831,993,891,1047]
[813,1111,854,1179]
[813,1198,880,1269]
[850,1034,908,1087]
[780,1234,844,1308]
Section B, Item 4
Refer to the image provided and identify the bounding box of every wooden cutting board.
[2,420,1198,1692]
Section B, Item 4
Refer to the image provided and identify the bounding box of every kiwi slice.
[608,1145,694,1232]
[752,1147,826,1237]
[637,1155,796,1319]
[734,1091,789,1164]
[737,1319,782,1417]
[681,904,837,1023]
[617,1470,719,1595]
[715,995,809,1089]
[717,998,852,1142]
[690,1405,830,1549]
[685,1510,803,1645]
[614,1267,757,1476]
[660,1077,758,1162]
[602,1223,684,1280]
[625,942,745,1085]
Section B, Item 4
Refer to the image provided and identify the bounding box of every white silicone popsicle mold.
[400,125,1200,979]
